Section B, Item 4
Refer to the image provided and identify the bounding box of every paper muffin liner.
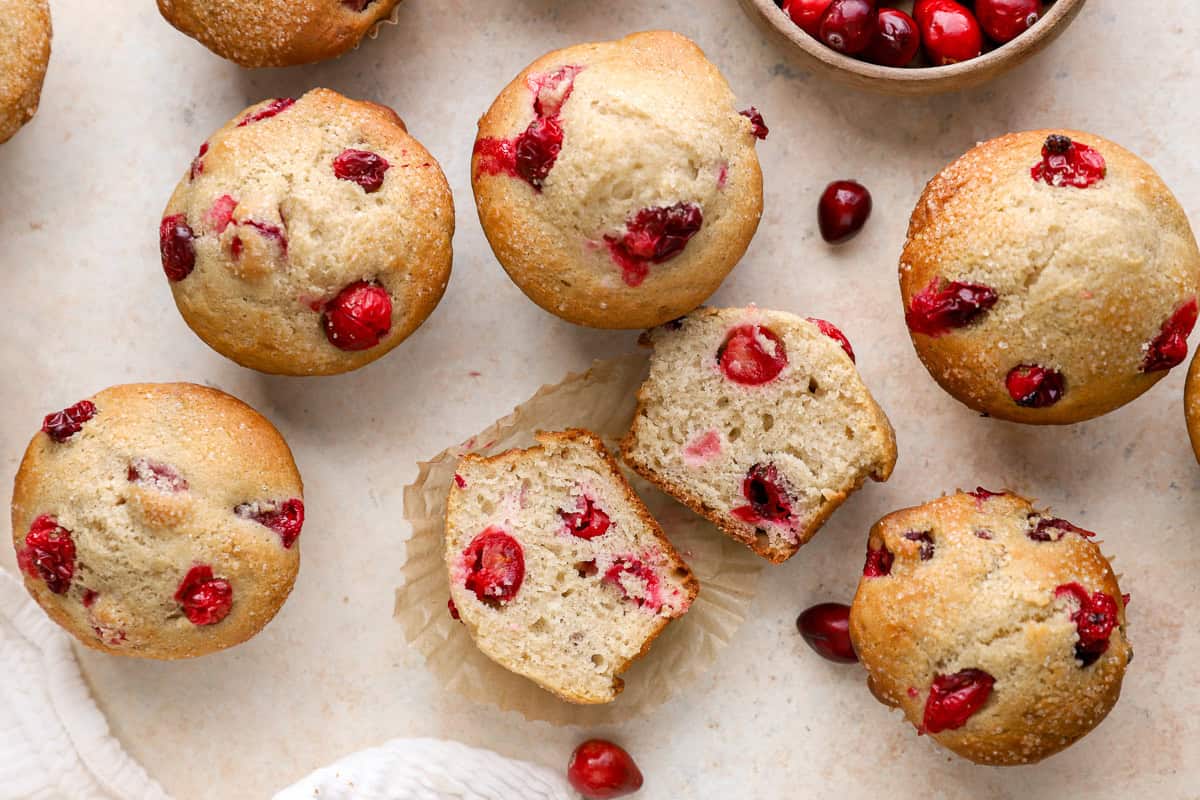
[364,2,404,41]
[397,353,764,725]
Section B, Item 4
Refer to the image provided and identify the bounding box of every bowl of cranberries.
[741,0,1087,94]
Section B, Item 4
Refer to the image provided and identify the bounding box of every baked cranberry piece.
[127,459,189,492]
[923,669,994,734]
[862,543,893,577]
[905,278,999,337]
[1006,364,1065,408]
[462,527,525,606]
[920,1,983,66]
[322,281,393,351]
[739,107,769,140]
[558,496,611,540]
[235,499,305,549]
[17,515,76,594]
[605,202,704,287]
[189,141,209,180]
[567,740,644,800]
[1142,297,1198,372]
[818,180,872,243]
[783,0,833,36]
[603,557,665,611]
[159,214,196,282]
[82,588,99,608]
[342,0,377,9]
[903,530,935,560]
[1031,134,1107,188]
[1027,516,1096,542]
[976,0,1043,44]
[42,400,96,442]
[174,565,233,626]
[237,97,295,127]
[969,486,1006,502]
[807,317,855,361]
[231,219,289,261]
[718,324,789,385]
[732,463,794,524]
[818,0,877,55]
[865,8,921,67]
[206,194,238,233]
[333,148,391,193]
[1055,582,1118,666]
[796,602,857,663]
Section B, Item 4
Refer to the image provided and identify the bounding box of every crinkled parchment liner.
[363,2,403,41]
[397,354,764,725]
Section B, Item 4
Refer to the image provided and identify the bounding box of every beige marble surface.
[3,1,1199,798]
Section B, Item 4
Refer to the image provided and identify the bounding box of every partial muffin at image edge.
[0,0,51,144]
[471,30,766,330]
[12,383,305,659]
[160,88,454,376]
[900,129,1200,425]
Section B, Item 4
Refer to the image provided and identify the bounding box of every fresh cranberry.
[1142,297,1198,372]
[567,740,644,799]
[1027,516,1095,542]
[807,317,855,361]
[862,543,893,577]
[865,8,920,67]
[16,516,76,594]
[718,324,788,385]
[189,141,209,180]
[783,0,833,36]
[975,0,1043,43]
[1006,364,1065,408]
[818,180,871,244]
[796,603,857,663]
[912,0,938,24]
[1031,134,1107,188]
[732,463,794,524]
[159,214,196,282]
[739,107,769,140]
[818,0,877,55]
[1055,582,1118,666]
[235,499,305,549]
[559,496,611,540]
[603,557,665,611]
[322,281,392,351]
[605,203,704,287]
[923,669,994,734]
[237,98,295,127]
[127,459,189,492]
[462,527,524,606]
[903,530,935,560]
[920,1,983,66]
[333,148,391,193]
[905,278,998,336]
[174,565,233,625]
[42,400,96,442]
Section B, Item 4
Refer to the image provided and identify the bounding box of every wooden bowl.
[738,0,1088,95]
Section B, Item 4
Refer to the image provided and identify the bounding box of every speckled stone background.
[2,1,1198,798]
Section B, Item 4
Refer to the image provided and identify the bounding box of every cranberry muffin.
[471,31,766,329]
[0,0,51,144]
[849,490,1130,765]
[160,89,454,376]
[1184,350,1200,464]
[901,130,1200,424]
[12,383,305,659]
[156,0,401,68]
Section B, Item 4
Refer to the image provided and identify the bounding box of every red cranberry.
[82,588,99,608]
[796,602,857,663]
[739,107,769,140]
[462,527,525,605]
[447,597,461,621]
[923,669,994,733]
[42,400,96,442]
[905,278,999,336]
[567,740,644,799]
[235,499,305,549]
[322,281,392,351]
[174,565,233,626]
[189,141,209,180]
[862,543,893,577]
[903,530,935,560]
[232,219,288,260]
[1031,134,1107,188]
[975,0,1043,43]
[559,496,611,540]
[783,0,833,36]
[237,97,295,127]
[818,0,877,55]
[1142,297,1198,372]
[603,557,665,611]
[969,486,1006,502]
[807,317,855,361]
[16,516,76,594]
[818,180,872,244]
[920,1,983,66]
[732,463,794,524]
[865,8,920,67]
[159,214,196,282]
[604,203,704,287]
[333,148,391,193]
[206,194,238,233]
[1027,516,1095,542]
[718,324,789,385]
[1006,364,1065,408]
[342,0,377,9]
[1055,583,1118,666]
[127,459,189,492]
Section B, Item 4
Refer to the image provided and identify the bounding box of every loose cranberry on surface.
[862,543,893,577]
[462,527,525,606]
[923,669,994,733]
[718,324,789,385]
[17,516,76,594]
[567,740,644,800]
[1142,297,1199,372]
[796,603,857,663]
[1055,583,1119,666]
[322,281,393,351]
[237,97,295,127]
[159,214,196,282]
[975,0,1043,44]
[174,565,233,626]
[732,463,794,524]
[559,496,612,540]
[920,1,983,66]
[604,203,704,287]
[235,499,305,549]
[783,0,833,36]
[807,317,855,361]
[818,180,872,244]
[1031,134,1106,188]
[865,8,921,67]
[905,278,998,336]
[1006,364,1065,408]
[818,0,877,55]
[333,148,391,193]
[739,107,770,140]
[42,400,96,442]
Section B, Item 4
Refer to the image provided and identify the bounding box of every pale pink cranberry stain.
[683,430,723,466]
